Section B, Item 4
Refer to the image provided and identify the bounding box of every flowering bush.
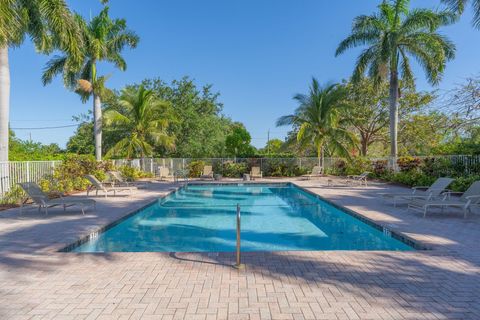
[397,156,422,172]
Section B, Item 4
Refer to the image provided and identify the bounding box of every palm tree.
[276,78,356,166]
[104,85,175,159]
[335,0,456,162]
[0,0,82,161]
[42,6,139,161]
[442,0,480,28]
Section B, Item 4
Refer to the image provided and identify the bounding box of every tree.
[262,139,284,155]
[141,77,234,157]
[9,130,64,161]
[42,6,139,161]
[225,123,256,157]
[342,78,390,156]
[399,111,453,155]
[441,0,480,28]
[276,78,356,166]
[0,0,82,161]
[336,0,456,161]
[66,122,95,155]
[441,74,480,125]
[343,77,435,156]
[103,85,175,158]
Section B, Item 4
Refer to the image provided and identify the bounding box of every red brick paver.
[0,179,479,320]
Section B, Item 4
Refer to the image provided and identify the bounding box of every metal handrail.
[235,203,244,269]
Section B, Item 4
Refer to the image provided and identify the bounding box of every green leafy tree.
[442,0,480,28]
[225,124,256,157]
[141,77,234,157]
[42,6,139,161]
[276,78,356,166]
[66,122,95,155]
[0,0,82,161]
[399,111,453,155]
[9,130,64,161]
[261,139,284,155]
[343,78,434,156]
[104,85,175,158]
[336,0,456,160]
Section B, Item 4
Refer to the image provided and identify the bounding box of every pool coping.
[59,181,428,252]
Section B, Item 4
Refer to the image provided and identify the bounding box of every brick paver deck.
[0,178,479,319]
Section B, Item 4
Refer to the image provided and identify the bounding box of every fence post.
[26,162,30,182]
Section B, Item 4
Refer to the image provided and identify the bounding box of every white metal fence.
[0,161,61,197]
[2,155,480,198]
[111,157,332,176]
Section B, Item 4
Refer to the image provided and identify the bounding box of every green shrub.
[327,159,347,176]
[344,157,372,176]
[118,165,153,181]
[372,160,389,176]
[389,171,437,188]
[449,176,480,192]
[221,162,248,178]
[0,185,24,205]
[187,160,206,178]
[263,159,308,177]
[397,156,422,172]
[38,154,113,193]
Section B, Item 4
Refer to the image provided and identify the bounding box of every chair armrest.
[465,195,480,201]
[440,191,465,200]
[412,186,430,190]
[49,191,65,199]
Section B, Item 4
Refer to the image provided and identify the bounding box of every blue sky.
[9,0,480,148]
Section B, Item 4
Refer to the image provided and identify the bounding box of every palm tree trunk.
[389,71,399,168]
[93,94,102,161]
[0,46,10,162]
[317,144,324,168]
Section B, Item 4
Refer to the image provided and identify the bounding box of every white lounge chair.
[157,166,173,181]
[380,177,454,207]
[200,165,214,180]
[18,182,96,215]
[250,167,263,180]
[408,181,480,218]
[346,172,370,186]
[85,175,136,198]
[107,171,148,187]
[302,166,323,180]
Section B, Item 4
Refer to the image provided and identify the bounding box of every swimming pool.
[72,183,413,252]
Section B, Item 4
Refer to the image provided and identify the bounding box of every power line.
[11,124,79,130]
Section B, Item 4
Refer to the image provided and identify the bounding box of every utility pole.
[267,129,270,155]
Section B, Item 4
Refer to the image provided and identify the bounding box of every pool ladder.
[235,203,245,269]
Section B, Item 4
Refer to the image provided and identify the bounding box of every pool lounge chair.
[158,166,173,181]
[250,167,263,180]
[18,182,96,215]
[302,166,323,180]
[346,172,370,186]
[408,181,480,218]
[107,171,148,187]
[200,165,214,180]
[380,177,454,207]
[85,175,136,198]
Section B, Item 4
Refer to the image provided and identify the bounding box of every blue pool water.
[73,184,413,252]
